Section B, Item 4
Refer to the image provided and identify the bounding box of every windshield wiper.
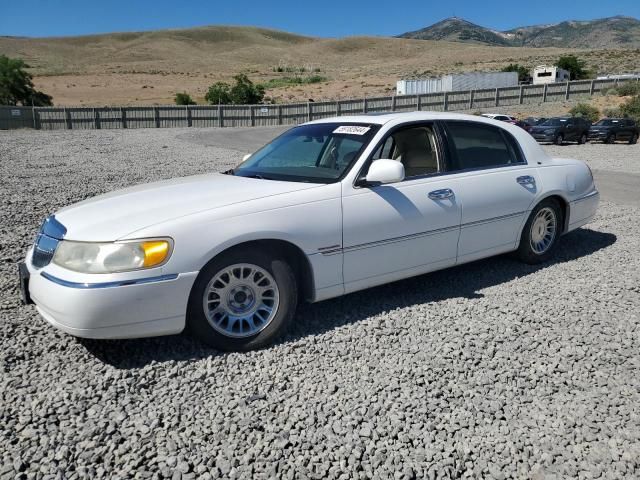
[241,173,273,180]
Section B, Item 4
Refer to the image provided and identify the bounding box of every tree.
[557,55,588,81]
[0,55,53,106]
[569,103,600,123]
[501,64,530,83]
[174,92,196,105]
[204,82,232,105]
[229,74,265,104]
[204,74,265,105]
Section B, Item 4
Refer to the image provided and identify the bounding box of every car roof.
[305,111,512,126]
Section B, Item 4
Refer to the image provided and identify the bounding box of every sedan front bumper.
[531,133,556,142]
[24,251,198,339]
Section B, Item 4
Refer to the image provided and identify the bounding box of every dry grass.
[2,26,639,105]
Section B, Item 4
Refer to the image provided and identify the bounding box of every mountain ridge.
[399,16,640,48]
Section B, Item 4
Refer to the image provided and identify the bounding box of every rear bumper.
[568,190,599,232]
[25,251,198,339]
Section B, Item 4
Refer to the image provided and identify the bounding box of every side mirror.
[242,153,252,162]
[365,159,405,185]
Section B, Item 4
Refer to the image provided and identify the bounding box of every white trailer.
[532,65,570,85]
[396,71,518,95]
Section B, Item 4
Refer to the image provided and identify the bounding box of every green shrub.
[616,82,640,97]
[603,107,623,118]
[569,103,600,123]
[620,95,640,123]
[174,92,196,105]
[501,63,530,83]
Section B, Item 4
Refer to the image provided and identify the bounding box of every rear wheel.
[578,133,587,145]
[554,134,564,146]
[516,199,562,265]
[605,134,615,144]
[630,133,639,145]
[187,248,297,351]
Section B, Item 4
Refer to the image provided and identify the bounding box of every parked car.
[20,112,599,351]
[516,117,547,133]
[481,113,517,124]
[530,117,591,145]
[588,118,639,144]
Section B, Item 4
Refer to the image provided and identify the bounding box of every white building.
[532,65,570,85]
[396,72,518,95]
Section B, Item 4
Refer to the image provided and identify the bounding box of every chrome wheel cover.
[203,263,279,338]
[530,207,557,255]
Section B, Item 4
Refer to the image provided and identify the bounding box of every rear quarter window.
[444,121,524,171]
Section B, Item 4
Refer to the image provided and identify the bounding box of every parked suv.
[530,117,591,145]
[588,118,639,144]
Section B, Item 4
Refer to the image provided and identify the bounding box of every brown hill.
[1,25,638,105]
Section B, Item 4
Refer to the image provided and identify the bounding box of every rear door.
[438,120,539,263]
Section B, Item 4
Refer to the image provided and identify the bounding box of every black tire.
[578,133,587,145]
[605,134,615,144]
[630,133,639,145]
[516,198,563,265]
[554,134,564,146]
[186,248,297,351]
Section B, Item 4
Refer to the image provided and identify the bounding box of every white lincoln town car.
[20,112,599,351]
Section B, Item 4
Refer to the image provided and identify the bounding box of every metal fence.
[1,78,636,130]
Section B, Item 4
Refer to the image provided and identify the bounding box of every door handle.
[517,175,535,185]
[428,188,454,200]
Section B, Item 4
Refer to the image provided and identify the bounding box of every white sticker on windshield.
[333,125,371,135]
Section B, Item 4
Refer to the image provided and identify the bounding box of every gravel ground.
[545,142,640,175]
[1,128,639,479]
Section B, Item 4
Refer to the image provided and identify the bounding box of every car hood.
[54,173,321,241]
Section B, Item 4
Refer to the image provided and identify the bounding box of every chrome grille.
[31,216,67,269]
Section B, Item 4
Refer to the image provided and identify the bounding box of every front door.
[341,123,461,293]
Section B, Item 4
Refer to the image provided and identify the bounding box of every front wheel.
[554,134,564,146]
[516,199,562,265]
[605,134,615,144]
[578,133,587,145]
[630,133,639,145]
[187,249,297,351]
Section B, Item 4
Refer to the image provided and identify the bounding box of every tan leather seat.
[393,128,438,177]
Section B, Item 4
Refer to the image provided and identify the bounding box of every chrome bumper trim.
[40,272,179,289]
[572,190,599,203]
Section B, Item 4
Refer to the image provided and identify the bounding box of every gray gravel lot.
[1,128,639,479]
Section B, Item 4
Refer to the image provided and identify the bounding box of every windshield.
[594,119,619,126]
[233,123,379,183]
[540,118,568,127]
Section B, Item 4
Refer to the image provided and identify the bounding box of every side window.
[371,125,440,178]
[444,121,523,171]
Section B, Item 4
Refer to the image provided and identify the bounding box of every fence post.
[121,107,128,129]
[589,80,596,96]
[307,102,312,122]
[416,95,421,111]
[64,107,72,130]
[469,90,475,110]
[336,100,341,117]
[250,106,255,127]
[218,104,223,127]
[154,107,160,128]
[565,81,570,100]
[186,106,192,127]
[519,86,524,105]
[363,97,368,114]
[391,95,396,112]
[543,84,548,103]
[277,105,283,125]
[93,108,100,129]
[443,92,448,111]
[494,88,500,107]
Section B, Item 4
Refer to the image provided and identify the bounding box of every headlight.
[52,239,172,273]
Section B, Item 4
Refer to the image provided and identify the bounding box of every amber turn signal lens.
[141,241,170,267]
